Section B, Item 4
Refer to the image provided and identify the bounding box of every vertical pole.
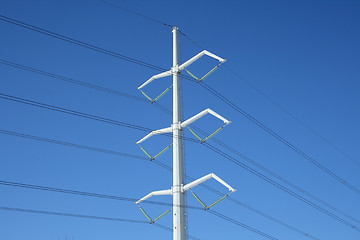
[172,26,187,240]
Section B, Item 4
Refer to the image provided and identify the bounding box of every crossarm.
[136,189,172,204]
[183,173,236,192]
[136,126,172,144]
[138,70,172,90]
[181,108,231,129]
[179,50,226,71]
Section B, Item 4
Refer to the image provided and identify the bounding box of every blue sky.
[1,0,359,239]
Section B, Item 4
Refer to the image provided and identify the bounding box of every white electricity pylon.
[135,27,236,240]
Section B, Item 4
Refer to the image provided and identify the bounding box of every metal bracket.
[179,50,226,83]
[136,126,173,160]
[181,108,231,143]
[137,126,172,145]
[135,189,173,223]
[183,173,236,210]
[137,50,225,103]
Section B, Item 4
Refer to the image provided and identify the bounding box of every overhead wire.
[0,181,276,240]
[222,65,360,168]
[0,206,148,224]
[0,129,321,239]
[0,59,147,102]
[198,82,360,195]
[0,59,356,232]
[208,210,279,240]
[97,0,173,28]
[0,129,148,161]
[0,129,307,238]
[0,14,165,72]
[0,93,200,144]
[202,142,359,231]
[0,93,359,232]
[0,59,171,115]
[1,13,357,196]
[0,11,356,238]
[191,126,360,225]
[178,31,360,168]
[0,206,201,240]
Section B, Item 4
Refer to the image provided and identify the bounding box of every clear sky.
[1,0,359,239]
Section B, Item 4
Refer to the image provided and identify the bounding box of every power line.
[202,142,360,231]
[0,93,152,134]
[1,59,354,233]
[2,13,356,196]
[0,59,147,102]
[174,26,360,194]
[208,210,279,240]
[0,129,147,161]
[0,93,198,144]
[96,0,203,51]
[0,206,148,224]
[168,14,359,171]
[0,12,358,232]
[1,94,358,231]
[198,82,360,195]
[0,206,202,240]
[223,65,360,168]
[0,12,352,240]
[0,180,199,210]
[0,14,165,72]
[191,126,360,225]
[97,0,173,28]
[177,31,360,168]
[0,129,321,239]
[0,14,198,85]
[0,181,276,240]
[0,59,172,115]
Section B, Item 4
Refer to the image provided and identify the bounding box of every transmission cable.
[1,59,356,229]
[0,14,358,231]
[1,13,356,196]
[0,59,171,115]
[97,0,173,28]
[0,15,165,72]
[177,27,360,168]
[0,129,321,239]
[0,93,198,144]
[202,142,359,231]
[0,11,351,238]
[0,93,359,232]
[1,94,358,231]
[198,82,360,195]
[191,126,360,225]
[0,182,277,240]
[0,206,200,240]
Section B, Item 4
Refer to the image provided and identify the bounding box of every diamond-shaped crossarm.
[181,108,231,143]
[179,50,226,83]
[137,50,226,104]
[135,189,172,224]
[136,126,173,161]
[183,173,236,210]
[138,70,173,103]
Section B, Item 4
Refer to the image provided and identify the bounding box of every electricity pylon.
[135,27,236,240]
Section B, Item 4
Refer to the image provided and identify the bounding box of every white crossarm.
[138,70,172,90]
[136,126,172,144]
[136,189,172,204]
[183,173,236,192]
[179,50,226,71]
[180,108,231,129]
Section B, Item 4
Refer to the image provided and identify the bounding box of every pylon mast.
[171,26,187,240]
[135,26,235,240]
